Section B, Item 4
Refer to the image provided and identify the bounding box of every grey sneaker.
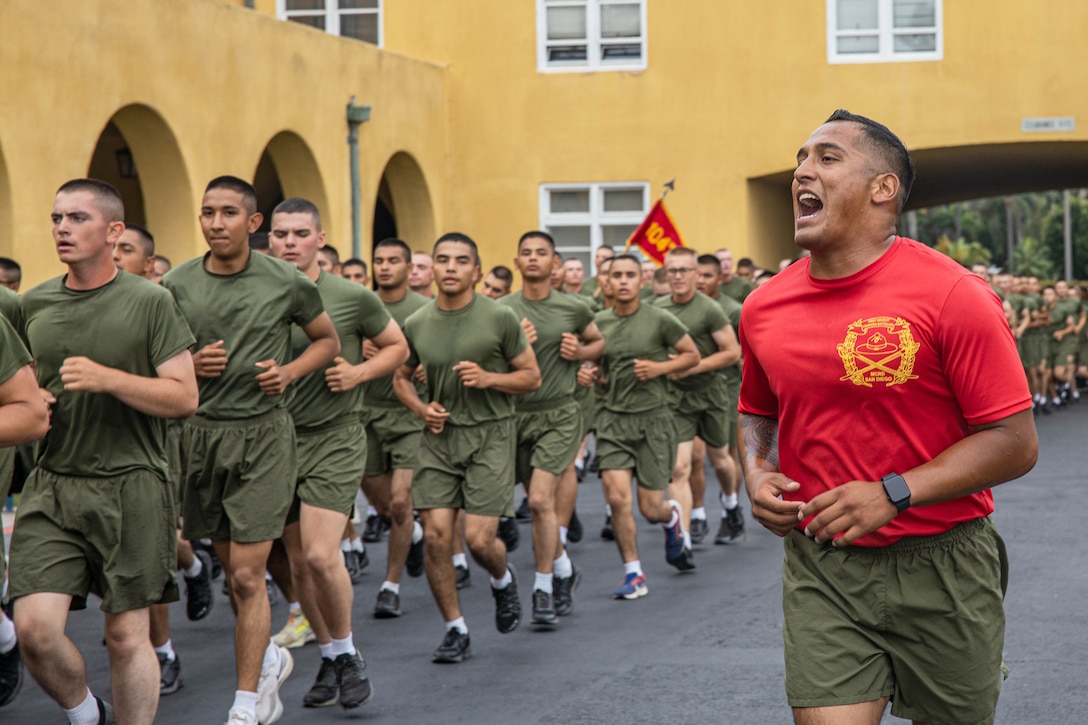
[553,565,581,617]
[491,566,521,634]
[335,650,373,709]
[302,657,337,708]
[531,589,558,627]
[158,651,183,696]
[374,588,401,619]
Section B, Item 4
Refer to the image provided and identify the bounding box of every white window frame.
[827,0,942,64]
[537,0,647,73]
[276,0,383,48]
[539,182,650,274]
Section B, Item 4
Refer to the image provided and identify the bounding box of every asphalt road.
[3,402,1086,724]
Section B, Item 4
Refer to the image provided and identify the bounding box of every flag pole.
[661,178,676,200]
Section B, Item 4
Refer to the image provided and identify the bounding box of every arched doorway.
[253,131,328,235]
[374,152,435,255]
[86,105,195,264]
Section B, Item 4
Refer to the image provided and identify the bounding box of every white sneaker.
[225,708,257,725]
[255,646,293,724]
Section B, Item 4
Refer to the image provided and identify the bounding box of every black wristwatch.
[881,473,911,513]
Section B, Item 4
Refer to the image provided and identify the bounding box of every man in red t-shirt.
[737,110,1037,725]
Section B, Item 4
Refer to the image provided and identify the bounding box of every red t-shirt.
[738,237,1031,546]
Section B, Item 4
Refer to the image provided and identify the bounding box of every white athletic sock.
[231,690,258,718]
[153,639,176,662]
[319,642,334,660]
[624,560,642,576]
[452,553,468,568]
[446,616,468,634]
[553,551,573,579]
[381,580,400,595]
[691,506,707,521]
[288,601,301,614]
[330,634,355,657]
[263,640,280,670]
[339,539,352,554]
[682,531,692,549]
[534,572,553,593]
[724,493,739,510]
[351,537,364,553]
[663,506,679,530]
[64,689,99,725]
[0,613,16,654]
[558,526,569,545]
[412,520,424,544]
[490,567,512,590]
[605,504,612,516]
[182,556,203,578]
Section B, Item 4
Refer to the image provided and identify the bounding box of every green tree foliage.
[1011,236,1056,278]
[1040,195,1088,279]
[933,235,991,266]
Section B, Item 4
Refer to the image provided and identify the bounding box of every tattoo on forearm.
[740,414,779,469]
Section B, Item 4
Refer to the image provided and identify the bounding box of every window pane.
[550,190,590,213]
[547,6,587,40]
[549,226,592,247]
[287,0,326,10]
[287,14,326,30]
[893,0,935,28]
[836,0,878,30]
[339,0,378,8]
[548,45,588,62]
[602,224,638,248]
[893,32,936,52]
[837,34,880,53]
[341,13,378,43]
[600,3,640,38]
[601,44,642,62]
[602,188,644,212]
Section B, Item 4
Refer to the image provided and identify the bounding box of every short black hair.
[154,254,172,269]
[433,232,480,266]
[696,254,721,272]
[374,238,412,264]
[611,253,642,270]
[0,257,21,281]
[205,175,258,214]
[272,197,322,230]
[320,244,340,267]
[248,232,269,251]
[825,109,915,212]
[487,265,513,287]
[518,230,555,250]
[57,178,124,222]
[124,223,155,256]
[343,257,368,274]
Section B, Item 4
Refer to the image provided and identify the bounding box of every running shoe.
[515,497,532,522]
[498,516,519,553]
[373,588,401,619]
[363,515,384,543]
[553,565,581,617]
[0,641,22,706]
[225,708,256,725]
[455,564,471,590]
[302,657,338,708]
[664,500,693,570]
[531,589,558,627]
[96,696,116,725]
[492,566,521,634]
[273,609,315,649]
[184,549,215,621]
[600,515,614,541]
[689,517,709,544]
[567,508,583,543]
[158,652,183,696]
[406,526,425,578]
[612,572,648,600]
[344,549,367,585]
[432,628,471,664]
[335,650,373,709]
[255,645,293,724]
[716,506,746,545]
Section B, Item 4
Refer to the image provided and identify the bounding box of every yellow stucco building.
[2,0,1087,286]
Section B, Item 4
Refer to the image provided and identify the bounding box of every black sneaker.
[491,566,521,634]
[302,657,338,708]
[515,497,532,522]
[373,588,401,619]
[455,564,471,590]
[553,565,581,617]
[567,508,583,543]
[158,652,183,696]
[600,515,614,541]
[335,650,373,709]
[184,549,215,621]
[716,506,746,545]
[344,550,366,585]
[531,589,558,627]
[498,516,519,552]
[363,515,384,543]
[406,535,425,578]
[432,628,471,664]
[96,696,116,725]
[689,517,709,545]
[667,545,696,571]
[0,641,23,707]
[192,539,223,580]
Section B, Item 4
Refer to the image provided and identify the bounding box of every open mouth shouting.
[797,191,823,222]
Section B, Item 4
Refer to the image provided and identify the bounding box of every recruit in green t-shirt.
[288,271,392,428]
[594,302,688,415]
[21,271,195,478]
[163,251,325,420]
[719,277,753,303]
[654,291,729,391]
[403,294,528,426]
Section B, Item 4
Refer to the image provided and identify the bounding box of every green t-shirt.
[0,285,23,336]
[499,290,595,406]
[582,277,598,297]
[403,294,529,426]
[1049,298,1081,336]
[22,272,195,478]
[654,292,729,391]
[0,314,30,384]
[708,288,743,384]
[163,251,325,420]
[594,302,688,414]
[719,277,753,303]
[362,289,431,405]
[288,271,391,428]
[1020,294,1046,338]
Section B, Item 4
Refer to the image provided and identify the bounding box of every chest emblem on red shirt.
[837,317,920,387]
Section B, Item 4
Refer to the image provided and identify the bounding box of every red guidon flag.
[625,199,685,266]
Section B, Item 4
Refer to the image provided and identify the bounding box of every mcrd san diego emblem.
[837,317,920,388]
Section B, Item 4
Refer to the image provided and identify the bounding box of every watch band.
[881,472,911,513]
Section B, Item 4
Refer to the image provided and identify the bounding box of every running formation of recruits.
[0,112,1058,723]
